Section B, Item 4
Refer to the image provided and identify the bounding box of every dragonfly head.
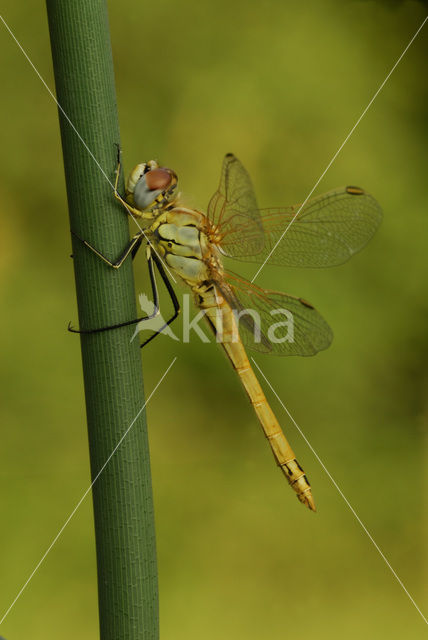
[126,161,178,211]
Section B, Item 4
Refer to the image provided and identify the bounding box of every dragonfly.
[70,152,382,511]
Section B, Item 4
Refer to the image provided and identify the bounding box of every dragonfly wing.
[207,153,265,256]
[215,184,382,268]
[216,273,333,356]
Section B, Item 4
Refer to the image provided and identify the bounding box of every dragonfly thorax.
[152,207,211,286]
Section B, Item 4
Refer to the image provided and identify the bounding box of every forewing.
[216,273,333,356]
[207,153,264,256]
[218,186,382,267]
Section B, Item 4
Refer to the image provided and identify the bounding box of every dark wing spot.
[346,185,365,195]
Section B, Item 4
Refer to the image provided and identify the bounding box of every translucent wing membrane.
[216,273,333,356]
[208,155,382,268]
[223,189,382,267]
[207,153,264,257]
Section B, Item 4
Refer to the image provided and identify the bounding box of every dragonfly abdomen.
[202,293,316,511]
[237,362,315,511]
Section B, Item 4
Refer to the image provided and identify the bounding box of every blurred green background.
[0,0,427,638]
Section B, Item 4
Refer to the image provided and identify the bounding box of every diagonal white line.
[251,357,428,626]
[251,15,428,283]
[0,15,113,185]
[0,356,177,626]
[0,13,177,284]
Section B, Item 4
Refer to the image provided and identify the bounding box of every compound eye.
[132,165,177,210]
[145,168,173,191]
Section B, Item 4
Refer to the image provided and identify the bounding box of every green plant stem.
[46,1,158,638]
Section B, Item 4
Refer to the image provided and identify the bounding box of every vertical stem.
[46,2,158,638]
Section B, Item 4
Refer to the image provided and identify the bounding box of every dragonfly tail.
[205,299,316,512]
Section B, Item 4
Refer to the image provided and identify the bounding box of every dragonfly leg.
[68,244,161,334]
[70,229,146,269]
[113,147,145,219]
[140,250,180,349]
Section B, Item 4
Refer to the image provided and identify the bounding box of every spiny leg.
[70,229,145,269]
[131,235,144,260]
[140,250,180,349]
[68,244,160,334]
[113,147,146,219]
